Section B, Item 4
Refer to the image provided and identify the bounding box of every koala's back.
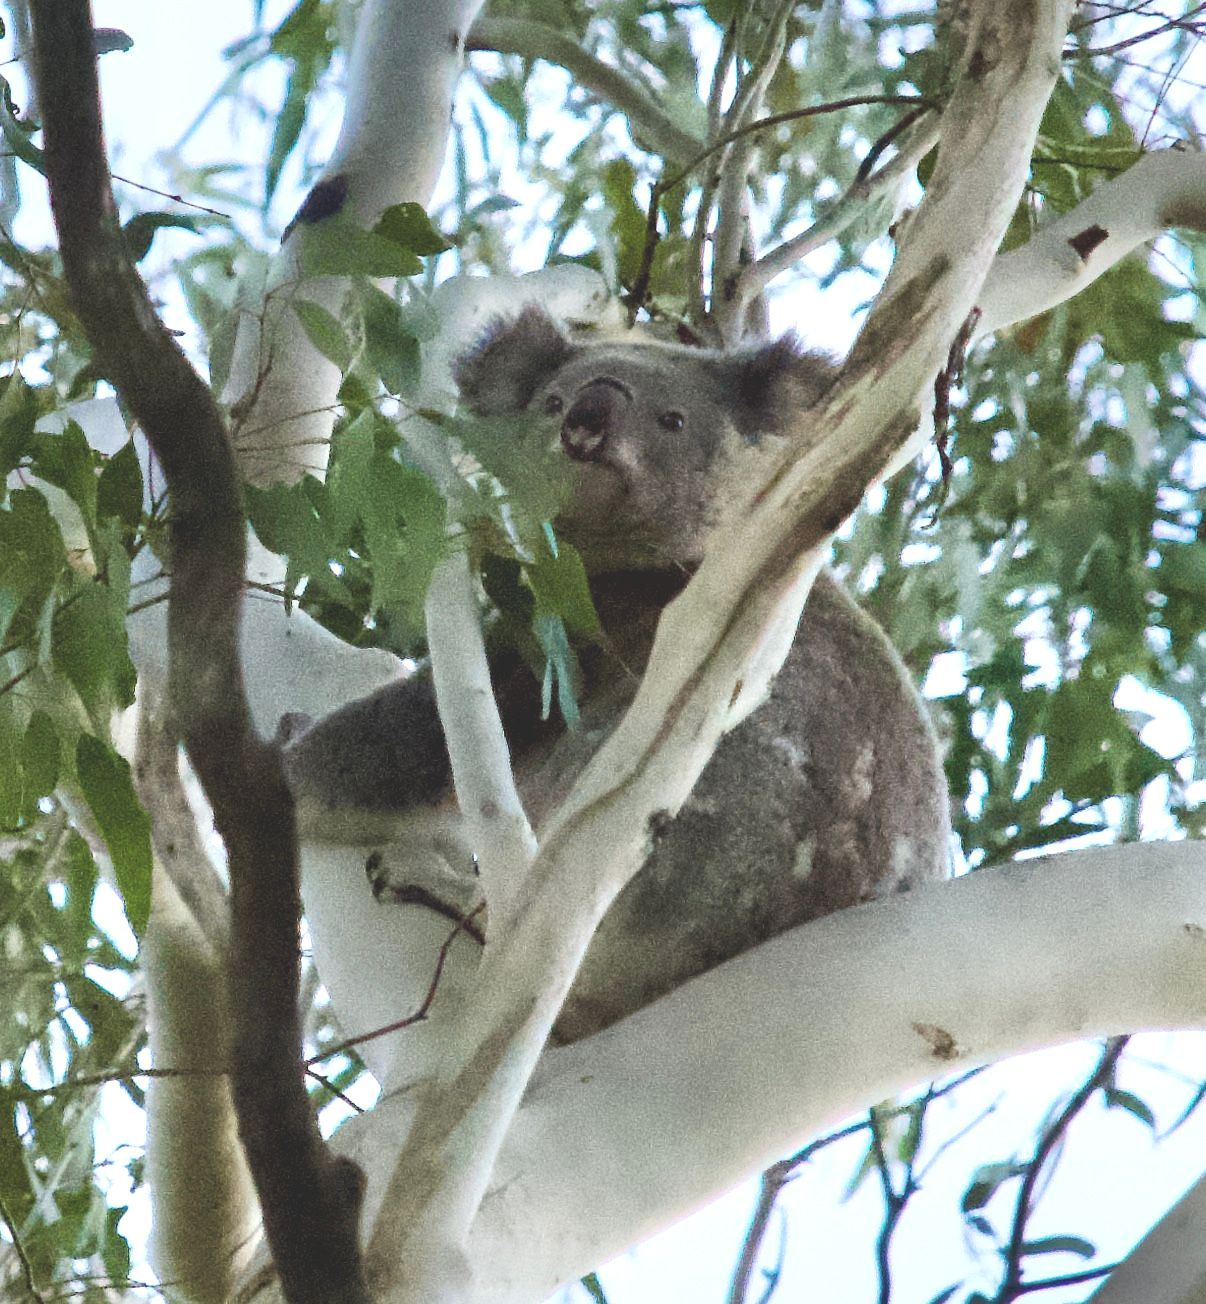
[549,569,950,1043]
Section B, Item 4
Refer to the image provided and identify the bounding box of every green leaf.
[101,1203,133,1284]
[52,579,137,727]
[373,202,451,256]
[1104,1086,1157,1130]
[1021,1234,1097,1259]
[299,219,423,278]
[600,158,647,287]
[270,0,328,59]
[579,1272,609,1303]
[30,421,98,541]
[62,973,139,1066]
[122,212,205,263]
[0,370,41,477]
[535,612,580,727]
[245,478,352,605]
[359,284,421,395]
[265,62,315,206]
[360,455,446,642]
[0,695,20,826]
[961,1160,1027,1212]
[0,74,43,173]
[207,309,240,402]
[484,74,527,139]
[21,709,60,806]
[325,409,377,537]
[0,1085,35,1220]
[74,734,152,937]
[293,298,353,372]
[96,440,143,531]
[446,411,576,525]
[525,538,600,638]
[1160,541,1206,599]
[93,27,134,55]
[0,489,68,629]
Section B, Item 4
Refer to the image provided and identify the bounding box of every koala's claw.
[363,849,486,945]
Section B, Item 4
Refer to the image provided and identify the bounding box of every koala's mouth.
[559,459,629,517]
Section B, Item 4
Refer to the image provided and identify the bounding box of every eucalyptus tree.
[0,1,1203,1302]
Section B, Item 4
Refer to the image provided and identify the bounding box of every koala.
[284,306,950,1046]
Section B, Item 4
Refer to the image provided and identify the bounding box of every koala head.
[453,305,835,572]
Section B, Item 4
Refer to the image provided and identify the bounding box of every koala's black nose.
[561,382,620,462]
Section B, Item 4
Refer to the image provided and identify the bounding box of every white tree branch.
[976,146,1206,338]
[712,0,796,344]
[738,112,941,302]
[311,840,1206,1304]
[425,549,536,923]
[144,866,260,1302]
[465,17,703,163]
[359,0,1072,1296]
[223,0,489,488]
[1090,1166,1206,1304]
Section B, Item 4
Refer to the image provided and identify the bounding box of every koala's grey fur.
[284,305,950,1044]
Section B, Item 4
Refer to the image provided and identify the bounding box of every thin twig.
[728,1119,869,1303]
[997,1038,1129,1301]
[633,93,937,320]
[739,108,940,301]
[109,172,231,219]
[466,16,702,163]
[306,904,486,1066]
[0,1192,48,1304]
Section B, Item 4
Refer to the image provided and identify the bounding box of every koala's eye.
[658,410,685,433]
[542,394,564,416]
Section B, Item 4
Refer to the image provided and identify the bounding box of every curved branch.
[134,693,231,960]
[976,147,1206,338]
[29,5,368,1301]
[1090,1167,1206,1304]
[319,841,1206,1303]
[466,16,702,164]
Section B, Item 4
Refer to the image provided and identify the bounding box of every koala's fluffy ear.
[720,335,837,442]
[453,304,577,414]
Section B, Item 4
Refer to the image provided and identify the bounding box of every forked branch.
[362,0,1074,1297]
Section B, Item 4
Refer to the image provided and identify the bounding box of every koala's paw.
[363,845,485,945]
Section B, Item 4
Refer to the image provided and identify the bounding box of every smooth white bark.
[144,867,260,1302]
[224,0,489,486]
[711,0,797,344]
[304,841,1206,1304]
[1090,1168,1206,1304]
[425,550,536,925]
[977,147,1206,338]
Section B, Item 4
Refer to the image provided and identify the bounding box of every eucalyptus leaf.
[75,734,152,938]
